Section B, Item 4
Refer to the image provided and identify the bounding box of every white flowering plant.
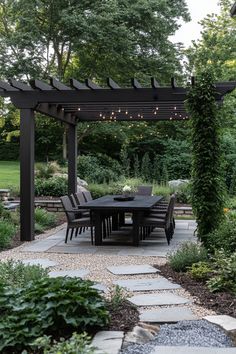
[122,185,132,193]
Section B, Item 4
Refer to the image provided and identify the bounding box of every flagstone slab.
[139,307,197,323]
[114,278,180,292]
[21,258,58,268]
[49,269,89,278]
[91,331,124,354]
[150,347,236,354]
[129,293,191,306]
[107,264,159,275]
[21,239,59,252]
[92,283,107,293]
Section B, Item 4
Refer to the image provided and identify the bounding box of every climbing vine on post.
[186,70,225,244]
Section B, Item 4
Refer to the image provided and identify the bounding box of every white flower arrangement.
[122,185,132,193]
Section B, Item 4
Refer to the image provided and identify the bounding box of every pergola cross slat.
[0,76,235,242]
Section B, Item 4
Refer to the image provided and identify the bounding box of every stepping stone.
[91,331,124,354]
[107,264,159,275]
[114,278,180,291]
[21,258,58,268]
[204,315,236,345]
[49,269,89,278]
[92,283,107,293]
[139,307,197,323]
[129,293,191,306]
[150,347,236,354]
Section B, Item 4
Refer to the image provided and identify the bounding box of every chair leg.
[165,227,170,245]
[75,228,79,237]
[65,227,69,243]
[70,228,74,240]
[91,226,94,245]
[79,227,82,234]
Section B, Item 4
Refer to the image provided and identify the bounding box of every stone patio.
[20,220,197,256]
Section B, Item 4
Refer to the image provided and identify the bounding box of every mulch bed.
[106,300,139,332]
[158,264,236,318]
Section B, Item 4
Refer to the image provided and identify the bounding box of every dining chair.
[136,185,153,196]
[139,194,175,244]
[60,195,94,244]
[82,190,93,202]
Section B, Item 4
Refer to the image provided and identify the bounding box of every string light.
[174,106,177,110]
[77,107,81,111]
[125,110,128,115]
[118,108,121,113]
[99,113,102,117]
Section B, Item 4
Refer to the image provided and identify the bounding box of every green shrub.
[205,218,236,255]
[35,208,56,230]
[174,183,192,204]
[35,176,67,197]
[207,250,236,295]
[0,260,48,288]
[0,220,16,248]
[187,261,213,281]
[33,332,95,354]
[78,154,122,183]
[108,285,127,310]
[168,242,208,272]
[0,202,12,220]
[0,277,109,352]
[35,161,60,179]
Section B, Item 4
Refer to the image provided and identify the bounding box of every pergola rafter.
[0,76,235,242]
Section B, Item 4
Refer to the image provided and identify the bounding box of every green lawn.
[0,161,20,189]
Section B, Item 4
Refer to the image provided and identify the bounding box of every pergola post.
[67,124,77,195]
[20,108,35,241]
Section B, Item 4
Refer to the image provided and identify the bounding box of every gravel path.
[121,320,234,354]
[0,223,216,318]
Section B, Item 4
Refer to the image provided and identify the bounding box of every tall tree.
[0,0,190,160]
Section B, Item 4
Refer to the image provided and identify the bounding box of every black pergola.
[0,77,235,242]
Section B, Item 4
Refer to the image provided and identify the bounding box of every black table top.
[77,195,163,211]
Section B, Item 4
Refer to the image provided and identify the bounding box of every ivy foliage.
[186,70,225,242]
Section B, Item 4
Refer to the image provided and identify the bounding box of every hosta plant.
[0,277,109,353]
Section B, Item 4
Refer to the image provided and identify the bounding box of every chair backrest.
[70,194,77,207]
[83,190,93,202]
[74,192,86,205]
[136,185,152,196]
[60,195,76,223]
[165,194,176,226]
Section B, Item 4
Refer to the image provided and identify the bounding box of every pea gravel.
[121,320,234,354]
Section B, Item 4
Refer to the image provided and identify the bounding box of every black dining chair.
[139,194,175,244]
[136,185,153,196]
[60,195,94,244]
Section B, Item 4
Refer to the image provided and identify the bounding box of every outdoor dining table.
[77,195,163,246]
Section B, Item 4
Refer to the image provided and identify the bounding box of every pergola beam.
[36,103,76,125]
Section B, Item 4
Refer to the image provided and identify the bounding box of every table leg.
[119,212,125,227]
[93,211,103,246]
[132,211,142,246]
[112,213,119,230]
